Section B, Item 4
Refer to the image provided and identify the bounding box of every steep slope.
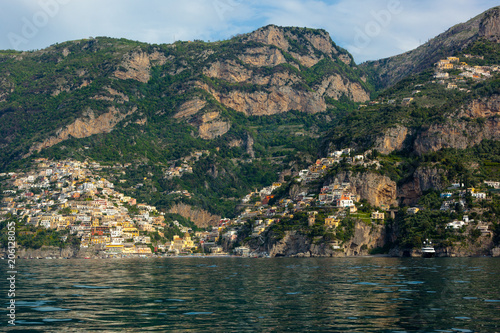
[0,26,369,217]
[0,26,369,167]
[362,6,500,89]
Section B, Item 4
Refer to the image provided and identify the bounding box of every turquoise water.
[1,257,499,332]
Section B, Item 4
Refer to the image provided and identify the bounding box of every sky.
[0,0,498,63]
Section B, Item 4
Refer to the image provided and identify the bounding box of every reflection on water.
[1,258,499,332]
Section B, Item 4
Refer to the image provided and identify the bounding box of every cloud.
[0,0,497,62]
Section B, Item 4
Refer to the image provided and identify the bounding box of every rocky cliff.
[333,171,398,207]
[398,166,445,205]
[114,50,167,83]
[192,25,369,117]
[168,203,220,228]
[1,246,96,259]
[265,222,385,257]
[414,95,500,154]
[27,106,137,156]
[373,125,410,155]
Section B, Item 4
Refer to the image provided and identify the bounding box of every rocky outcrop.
[91,87,130,104]
[374,125,409,155]
[238,47,287,67]
[479,6,500,42]
[267,222,385,257]
[344,223,386,256]
[0,76,14,102]
[246,25,338,68]
[316,74,370,103]
[198,112,231,140]
[246,25,291,52]
[196,26,369,117]
[175,98,207,119]
[335,171,398,207]
[168,203,220,228]
[246,133,255,158]
[1,246,97,259]
[414,95,500,154]
[28,106,136,156]
[269,231,311,257]
[398,167,445,205]
[204,60,253,83]
[114,50,167,83]
[199,82,326,116]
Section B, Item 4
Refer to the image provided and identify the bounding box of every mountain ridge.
[362,6,500,89]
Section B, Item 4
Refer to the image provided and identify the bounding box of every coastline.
[2,246,499,259]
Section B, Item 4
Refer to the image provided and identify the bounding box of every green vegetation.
[0,216,80,250]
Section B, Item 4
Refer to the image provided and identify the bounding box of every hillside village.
[360,55,499,108]
[2,147,497,257]
[434,55,499,89]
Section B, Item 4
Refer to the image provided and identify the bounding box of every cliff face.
[168,203,220,228]
[2,246,96,259]
[373,125,410,155]
[480,6,500,42]
[200,82,327,116]
[194,26,369,117]
[334,171,398,207]
[27,106,137,156]
[398,166,445,205]
[414,95,500,154]
[114,50,167,83]
[245,25,340,67]
[316,74,370,103]
[266,222,385,257]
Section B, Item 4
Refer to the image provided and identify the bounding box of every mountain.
[362,6,500,89]
[0,25,369,216]
[1,9,500,256]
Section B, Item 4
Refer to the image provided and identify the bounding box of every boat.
[421,239,436,258]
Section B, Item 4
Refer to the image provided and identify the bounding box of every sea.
[1,257,499,332]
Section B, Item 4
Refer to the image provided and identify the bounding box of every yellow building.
[183,233,195,249]
[136,245,152,254]
[325,216,340,228]
[447,56,459,63]
[90,236,110,244]
[122,227,139,238]
[171,234,195,252]
[106,244,124,253]
[122,244,136,254]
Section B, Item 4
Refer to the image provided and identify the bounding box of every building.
[402,97,414,106]
[136,245,152,254]
[336,195,354,208]
[325,216,340,228]
[234,246,251,256]
[407,207,420,214]
[472,192,486,199]
[371,211,385,220]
